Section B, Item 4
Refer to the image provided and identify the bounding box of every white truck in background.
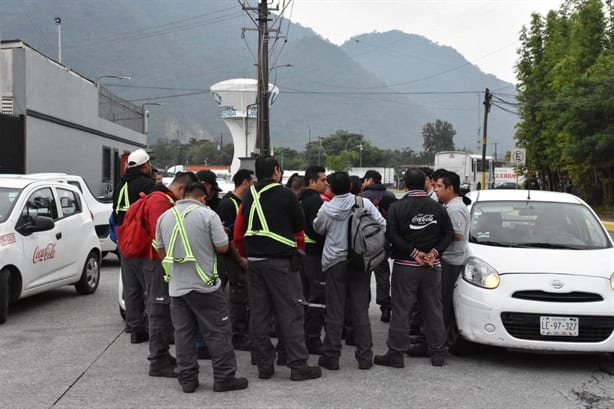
[434,151,495,191]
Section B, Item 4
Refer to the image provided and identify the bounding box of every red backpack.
[117,192,154,258]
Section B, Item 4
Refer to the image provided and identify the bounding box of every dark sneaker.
[431,355,446,367]
[276,350,288,366]
[317,356,340,370]
[180,380,199,393]
[258,365,275,380]
[380,306,391,323]
[197,346,211,360]
[374,351,405,368]
[233,336,251,352]
[357,358,373,370]
[407,343,429,357]
[306,339,324,355]
[131,331,149,344]
[149,365,178,378]
[290,365,322,381]
[214,377,248,392]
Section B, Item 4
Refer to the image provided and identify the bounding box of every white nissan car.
[0,176,101,324]
[453,189,614,353]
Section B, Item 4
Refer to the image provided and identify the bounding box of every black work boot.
[290,365,322,381]
[317,356,340,370]
[258,365,275,379]
[180,380,199,393]
[374,350,405,368]
[149,364,178,378]
[407,343,429,357]
[178,370,199,393]
[214,377,249,392]
[431,353,446,367]
[130,330,148,344]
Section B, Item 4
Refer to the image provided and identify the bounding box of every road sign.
[511,148,526,166]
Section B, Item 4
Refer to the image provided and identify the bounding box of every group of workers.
[112,148,469,394]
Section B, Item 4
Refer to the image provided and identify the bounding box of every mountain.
[341,30,519,154]
[1,1,517,154]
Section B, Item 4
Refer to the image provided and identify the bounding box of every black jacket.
[362,183,396,206]
[298,188,324,254]
[241,179,304,258]
[217,191,241,241]
[112,168,155,225]
[386,191,454,262]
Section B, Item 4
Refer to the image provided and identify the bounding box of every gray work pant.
[120,255,147,333]
[222,254,249,338]
[170,288,237,385]
[321,261,373,362]
[441,260,463,345]
[143,259,173,370]
[387,264,447,357]
[373,258,391,309]
[303,253,326,343]
[248,258,309,368]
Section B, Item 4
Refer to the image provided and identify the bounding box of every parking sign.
[511,148,526,166]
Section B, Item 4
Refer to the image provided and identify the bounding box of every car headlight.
[462,257,500,289]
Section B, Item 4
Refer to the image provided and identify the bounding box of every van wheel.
[75,252,100,295]
[0,268,9,324]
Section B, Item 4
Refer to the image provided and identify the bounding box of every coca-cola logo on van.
[33,243,56,264]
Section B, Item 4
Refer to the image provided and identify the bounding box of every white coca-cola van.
[0,176,101,324]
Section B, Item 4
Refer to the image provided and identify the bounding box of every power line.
[492,102,519,115]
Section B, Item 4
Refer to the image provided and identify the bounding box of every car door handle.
[56,232,62,240]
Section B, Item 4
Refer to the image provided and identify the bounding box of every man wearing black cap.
[113,148,155,343]
[197,170,222,212]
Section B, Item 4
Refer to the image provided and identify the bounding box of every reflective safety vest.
[115,183,130,214]
[245,184,297,248]
[304,233,317,244]
[162,204,218,286]
[230,197,239,213]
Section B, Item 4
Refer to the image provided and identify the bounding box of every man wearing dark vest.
[234,156,321,382]
[216,169,254,351]
[112,148,155,343]
[298,166,328,354]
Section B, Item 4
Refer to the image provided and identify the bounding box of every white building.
[0,40,147,196]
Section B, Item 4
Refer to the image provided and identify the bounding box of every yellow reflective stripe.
[245,183,296,248]
[304,233,317,244]
[230,197,239,213]
[162,204,216,285]
[115,183,130,214]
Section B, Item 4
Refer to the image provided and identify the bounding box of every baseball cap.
[196,170,221,191]
[127,149,151,168]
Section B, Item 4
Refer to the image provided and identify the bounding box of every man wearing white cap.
[113,148,155,343]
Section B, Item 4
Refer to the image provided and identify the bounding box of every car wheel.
[119,305,126,321]
[75,252,100,295]
[449,325,482,356]
[0,268,9,324]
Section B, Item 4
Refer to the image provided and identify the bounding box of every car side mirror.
[17,215,55,236]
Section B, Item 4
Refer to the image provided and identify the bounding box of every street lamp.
[54,17,62,63]
[95,74,131,87]
[141,102,161,134]
[357,143,364,168]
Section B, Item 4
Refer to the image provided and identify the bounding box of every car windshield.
[0,187,23,223]
[470,201,612,250]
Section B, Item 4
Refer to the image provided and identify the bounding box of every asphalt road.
[1,255,613,409]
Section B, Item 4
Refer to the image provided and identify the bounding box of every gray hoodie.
[313,193,386,271]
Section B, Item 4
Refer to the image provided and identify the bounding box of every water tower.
[210,79,279,176]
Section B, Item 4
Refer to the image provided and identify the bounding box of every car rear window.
[0,188,22,223]
[470,201,612,250]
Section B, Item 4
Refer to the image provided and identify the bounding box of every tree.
[421,119,456,163]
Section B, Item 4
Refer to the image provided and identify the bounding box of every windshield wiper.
[510,242,581,250]
[471,239,512,247]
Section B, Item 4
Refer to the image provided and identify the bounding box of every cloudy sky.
[284,0,564,83]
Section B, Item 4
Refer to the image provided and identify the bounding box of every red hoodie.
[143,189,178,260]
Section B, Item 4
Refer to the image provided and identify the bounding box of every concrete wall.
[1,42,147,196]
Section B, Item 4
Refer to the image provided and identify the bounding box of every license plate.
[540,316,579,336]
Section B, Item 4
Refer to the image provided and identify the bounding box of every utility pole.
[256,0,271,156]
[481,88,492,190]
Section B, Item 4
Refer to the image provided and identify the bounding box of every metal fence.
[98,86,143,133]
